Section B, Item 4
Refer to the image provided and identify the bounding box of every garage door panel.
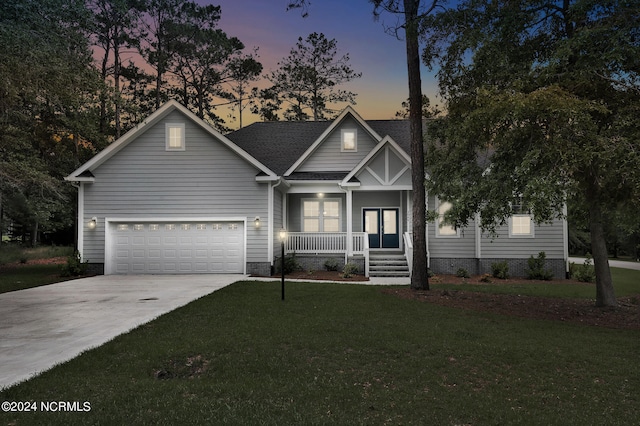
[110,221,244,274]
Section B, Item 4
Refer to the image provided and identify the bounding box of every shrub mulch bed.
[383,274,640,331]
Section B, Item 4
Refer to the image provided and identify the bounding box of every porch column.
[346,188,353,256]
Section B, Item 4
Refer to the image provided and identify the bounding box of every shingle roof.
[226,119,411,176]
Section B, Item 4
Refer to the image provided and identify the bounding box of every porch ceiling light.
[88,217,97,230]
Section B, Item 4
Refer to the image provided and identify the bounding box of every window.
[341,129,357,152]
[303,199,341,232]
[436,199,459,237]
[510,205,534,237]
[166,123,185,151]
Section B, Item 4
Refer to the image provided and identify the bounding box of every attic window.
[341,129,357,152]
[166,123,185,151]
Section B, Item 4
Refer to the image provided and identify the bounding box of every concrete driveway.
[0,274,242,390]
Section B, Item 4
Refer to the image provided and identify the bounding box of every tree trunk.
[586,173,617,307]
[405,0,429,290]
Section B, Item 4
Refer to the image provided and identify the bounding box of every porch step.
[369,252,410,277]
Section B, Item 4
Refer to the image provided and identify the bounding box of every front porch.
[282,231,411,277]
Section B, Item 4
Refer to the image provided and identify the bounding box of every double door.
[363,208,399,249]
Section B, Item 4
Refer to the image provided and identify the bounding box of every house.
[65,100,568,278]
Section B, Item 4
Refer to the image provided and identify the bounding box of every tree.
[0,0,104,245]
[422,0,640,306]
[226,50,263,129]
[262,32,361,121]
[90,0,146,138]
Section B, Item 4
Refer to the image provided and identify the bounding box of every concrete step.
[369,270,410,277]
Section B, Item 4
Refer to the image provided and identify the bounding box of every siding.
[480,217,565,259]
[427,195,476,258]
[82,109,269,264]
[298,117,378,172]
[273,188,284,261]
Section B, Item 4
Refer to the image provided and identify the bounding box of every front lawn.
[1,280,639,425]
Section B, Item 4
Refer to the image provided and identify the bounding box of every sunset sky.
[205,0,441,128]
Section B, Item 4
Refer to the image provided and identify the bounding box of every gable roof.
[341,135,412,186]
[227,112,411,177]
[65,100,277,182]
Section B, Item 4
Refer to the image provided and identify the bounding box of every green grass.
[1,281,639,425]
[0,245,73,265]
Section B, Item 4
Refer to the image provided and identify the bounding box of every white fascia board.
[64,176,95,183]
[283,106,383,176]
[66,100,277,181]
[341,136,411,185]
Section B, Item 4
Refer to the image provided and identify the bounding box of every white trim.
[341,136,411,186]
[435,198,460,238]
[66,100,277,181]
[77,183,85,260]
[341,128,357,152]
[346,188,353,255]
[284,106,383,176]
[508,215,535,238]
[563,204,569,274]
[104,216,247,275]
[165,123,185,151]
[268,181,274,263]
[475,213,482,259]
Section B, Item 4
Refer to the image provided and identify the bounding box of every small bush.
[456,267,470,278]
[491,261,510,279]
[324,258,340,271]
[427,268,434,278]
[526,251,553,281]
[570,255,596,283]
[60,251,89,277]
[276,252,301,274]
[342,263,359,278]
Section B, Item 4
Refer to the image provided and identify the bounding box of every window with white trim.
[166,123,185,151]
[436,199,459,237]
[509,204,534,237]
[341,129,357,152]
[302,199,340,232]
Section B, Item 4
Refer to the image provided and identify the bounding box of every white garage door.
[108,221,244,274]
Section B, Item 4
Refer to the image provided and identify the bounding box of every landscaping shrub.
[324,258,340,271]
[491,260,510,279]
[275,252,301,274]
[456,267,470,278]
[60,251,88,277]
[480,273,492,283]
[342,262,359,278]
[570,255,596,283]
[526,251,553,280]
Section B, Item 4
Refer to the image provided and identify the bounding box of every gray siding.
[298,117,378,172]
[480,217,565,259]
[82,109,269,265]
[352,191,403,234]
[272,188,284,262]
[287,193,347,232]
[427,195,476,258]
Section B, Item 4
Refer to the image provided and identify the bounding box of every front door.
[363,208,399,249]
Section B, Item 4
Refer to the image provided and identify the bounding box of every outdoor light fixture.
[254,216,260,228]
[88,217,97,230]
[279,229,287,301]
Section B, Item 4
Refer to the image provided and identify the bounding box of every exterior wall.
[352,191,404,236]
[298,116,378,172]
[82,109,269,268]
[427,194,477,258]
[430,258,566,279]
[287,192,347,232]
[480,218,565,259]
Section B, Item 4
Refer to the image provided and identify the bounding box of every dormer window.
[341,129,357,152]
[166,123,185,151]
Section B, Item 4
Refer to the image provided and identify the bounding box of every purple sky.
[206,0,440,128]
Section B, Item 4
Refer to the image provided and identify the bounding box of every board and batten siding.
[82,109,269,265]
[298,117,378,172]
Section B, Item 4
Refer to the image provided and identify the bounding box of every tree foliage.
[422,0,640,306]
[0,0,105,245]
[255,32,361,121]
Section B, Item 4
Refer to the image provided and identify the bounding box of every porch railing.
[284,232,370,276]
